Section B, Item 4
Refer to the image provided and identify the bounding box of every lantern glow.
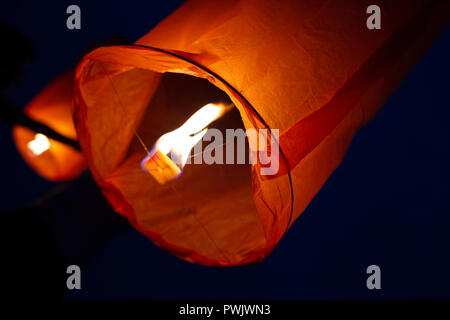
[72,0,450,266]
[27,133,50,156]
[141,103,231,184]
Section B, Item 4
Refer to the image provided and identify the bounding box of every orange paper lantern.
[73,0,450,266]
[13,70,86,181]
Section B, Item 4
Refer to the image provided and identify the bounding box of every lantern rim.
[74,44,295,265]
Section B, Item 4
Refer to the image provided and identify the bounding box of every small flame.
[141,103,231,181]
[27,133,50,156]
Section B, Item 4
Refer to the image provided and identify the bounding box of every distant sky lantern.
[13,70,86,181]
[73,0,450,266]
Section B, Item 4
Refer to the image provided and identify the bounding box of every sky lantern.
[13,70,86,181]
[73,0,450,266]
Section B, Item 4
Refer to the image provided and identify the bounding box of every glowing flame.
[141,103,231,183]
[27,133,50,156]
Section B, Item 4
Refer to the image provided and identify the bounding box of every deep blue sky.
[0,1,449,299]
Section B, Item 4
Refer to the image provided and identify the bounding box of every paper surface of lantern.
[73,0,450,266]
[13,70,86,181]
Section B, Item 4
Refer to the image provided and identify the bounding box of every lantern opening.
[76,52,293,266]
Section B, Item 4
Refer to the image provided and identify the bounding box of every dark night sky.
[0,1,449,299]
